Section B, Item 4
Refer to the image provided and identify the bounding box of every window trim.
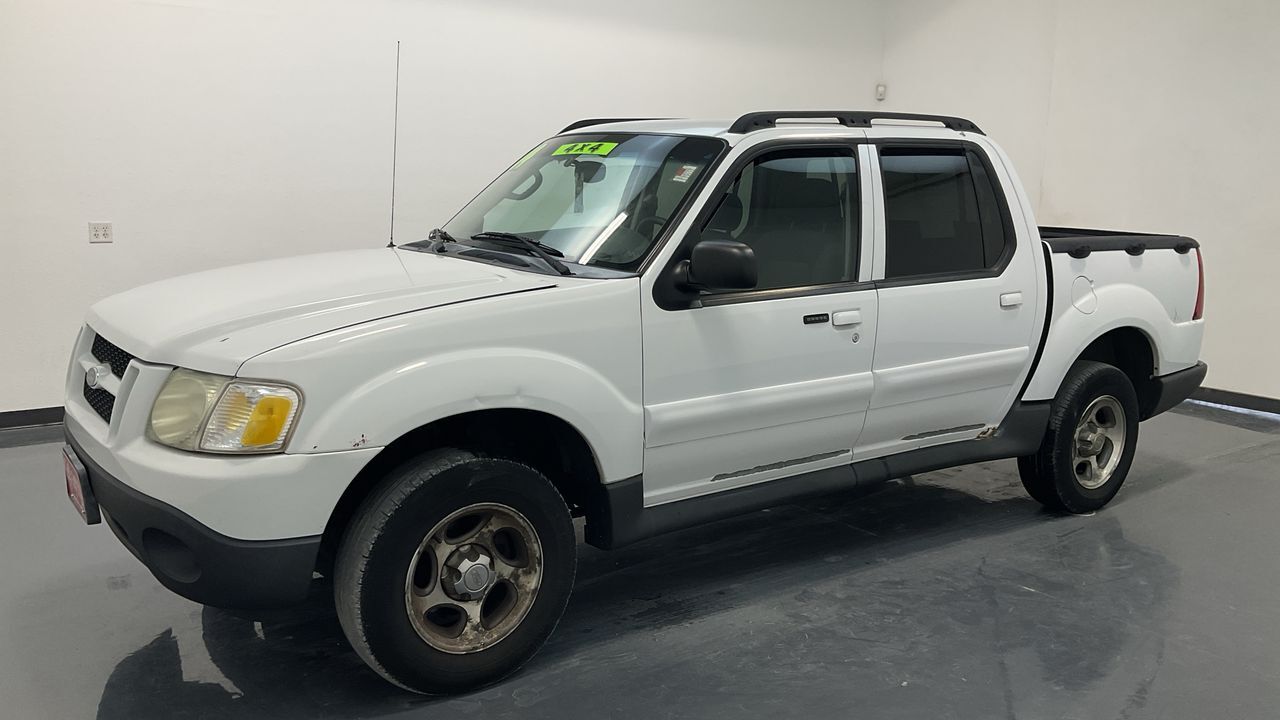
[651,138,871,311]
[701,279,876,307]
[871,138,1018,289]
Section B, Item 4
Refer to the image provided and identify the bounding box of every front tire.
[1018,360,1140,513]
[334,449,576,694]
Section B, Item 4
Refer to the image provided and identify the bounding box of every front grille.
[83,381,115,422]
[82,331,135,423]
[92,333,135,377]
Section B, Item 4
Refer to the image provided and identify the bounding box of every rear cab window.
[879,145,1013,280]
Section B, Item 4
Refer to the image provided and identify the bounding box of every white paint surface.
[0,0,885,412]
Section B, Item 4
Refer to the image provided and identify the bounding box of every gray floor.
[2,403,1278,719]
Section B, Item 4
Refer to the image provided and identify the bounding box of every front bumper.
[66,429,321,609]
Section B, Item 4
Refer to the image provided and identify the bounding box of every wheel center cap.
[443,544,495,599]
[1090,431,1105,452]
[1079,428,1105,455]
[462,564,490,593]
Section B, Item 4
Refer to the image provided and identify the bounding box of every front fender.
[293,348,642,481]
[238,277,646,483]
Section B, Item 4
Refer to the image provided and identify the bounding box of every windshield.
[441,133,725,271]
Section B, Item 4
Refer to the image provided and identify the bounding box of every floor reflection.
[95,467,1178,719]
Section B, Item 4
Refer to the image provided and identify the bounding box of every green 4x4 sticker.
[552,141,618,156]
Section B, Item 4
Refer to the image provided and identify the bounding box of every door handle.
[1000,292,1023,308]
[831,310,862,327]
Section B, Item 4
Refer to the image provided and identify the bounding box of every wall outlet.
[875,83,887,102]
[89,222,113,243]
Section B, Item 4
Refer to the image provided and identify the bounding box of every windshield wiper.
[470,232,573,276]
[428,227,458,251]
[472,231,564,257]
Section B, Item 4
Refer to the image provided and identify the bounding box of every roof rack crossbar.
[727,111,983,135]
[560,117,667,133]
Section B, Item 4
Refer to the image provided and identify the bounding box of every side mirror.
[679,238,757,291]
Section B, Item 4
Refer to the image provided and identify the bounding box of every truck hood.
[87,248,556,376]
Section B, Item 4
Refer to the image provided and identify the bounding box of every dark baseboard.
[1190,387,1280,415]
[0,406,64,430]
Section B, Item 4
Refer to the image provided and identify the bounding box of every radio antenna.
[386,40,401,248]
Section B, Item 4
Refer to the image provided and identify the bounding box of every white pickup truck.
[61,111,1206,694]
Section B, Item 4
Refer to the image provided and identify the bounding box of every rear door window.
[880,147,1011,279]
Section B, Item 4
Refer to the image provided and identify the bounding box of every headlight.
[147,369,302,453]
[147,369,226,449]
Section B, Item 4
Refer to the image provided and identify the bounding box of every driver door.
[639,141,878,507]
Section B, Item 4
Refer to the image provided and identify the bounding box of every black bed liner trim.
[1041,226,1198,258]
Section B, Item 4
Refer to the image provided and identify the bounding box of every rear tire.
[334,448,576,694]
[1018,361,1140,513]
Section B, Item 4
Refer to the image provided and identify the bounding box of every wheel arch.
[318,408,609,571]
[1031,324,1162,419]
[1076,327,1160,417]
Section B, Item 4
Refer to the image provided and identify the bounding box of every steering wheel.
[633,215,668,237]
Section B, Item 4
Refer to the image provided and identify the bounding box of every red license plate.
[63,447,100,525]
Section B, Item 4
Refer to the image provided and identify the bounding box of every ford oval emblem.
[85,363,112,390]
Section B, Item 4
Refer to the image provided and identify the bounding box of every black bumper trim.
[65,429,320,609]
[1142,361,1208,420]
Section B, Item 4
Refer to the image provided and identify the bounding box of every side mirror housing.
[678,238,757,291]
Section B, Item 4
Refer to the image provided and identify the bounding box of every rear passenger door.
[856,142,1040,459]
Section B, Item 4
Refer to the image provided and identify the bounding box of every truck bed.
[1023,223,1204,405]
[1039,226,1198,258]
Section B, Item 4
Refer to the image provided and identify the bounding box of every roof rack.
[727,111,983,135]
[560,117,668,133]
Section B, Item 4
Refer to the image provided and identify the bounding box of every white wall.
[880,0,1058,211]
[5,0,1277,412]
[881,0,1280,399]
[0,0,884,413]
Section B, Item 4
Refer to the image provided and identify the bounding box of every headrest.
[706,194,743,234]
[771,176,839,209]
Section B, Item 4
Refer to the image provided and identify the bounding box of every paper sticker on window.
[552,141,618,156]
[671,164,699,183]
